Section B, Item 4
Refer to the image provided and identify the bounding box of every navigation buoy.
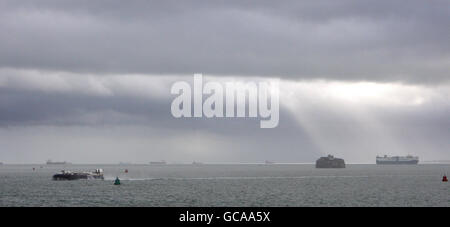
[114,177,121,185]
[124,169,128,173]
[443,175,448,182]
[32,167,35,171]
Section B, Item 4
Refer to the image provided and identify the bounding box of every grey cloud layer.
[1,0,449,83]
[1,70,450,162]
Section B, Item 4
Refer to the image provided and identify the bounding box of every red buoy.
[124,169,128,173]
[443,175,448,182]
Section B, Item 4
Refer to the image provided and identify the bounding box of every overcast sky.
[0,0,449,163]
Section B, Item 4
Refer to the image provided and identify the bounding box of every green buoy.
[114,177,121,185]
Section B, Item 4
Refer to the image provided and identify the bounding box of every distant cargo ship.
[46,160,70,165]
[376,155,419,165]
[149,160,167,165]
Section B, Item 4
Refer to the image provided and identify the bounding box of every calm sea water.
[0,164,449,207]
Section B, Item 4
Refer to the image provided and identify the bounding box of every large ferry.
[376,155,419,165]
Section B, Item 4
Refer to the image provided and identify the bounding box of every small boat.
[52,169,104,180]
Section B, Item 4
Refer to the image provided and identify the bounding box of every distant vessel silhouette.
[149,160,167,165]
[119,162,132,165]
[46,159,70,165]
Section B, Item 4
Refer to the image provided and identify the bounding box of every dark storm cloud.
[0,87,166,126]
[0,80,323,163]
[2,77,450,163]
[0,0,449,83]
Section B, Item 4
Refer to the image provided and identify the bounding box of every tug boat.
[52,169,104,180]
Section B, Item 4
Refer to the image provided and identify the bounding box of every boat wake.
[104,177,163,181]
[104,175,370,181]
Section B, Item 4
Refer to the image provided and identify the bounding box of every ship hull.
[376,160,419,165]
[52,173,104,180]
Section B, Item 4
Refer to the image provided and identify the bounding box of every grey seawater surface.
[0,164,449,206]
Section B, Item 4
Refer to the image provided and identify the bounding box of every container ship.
[376,155,419,165]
